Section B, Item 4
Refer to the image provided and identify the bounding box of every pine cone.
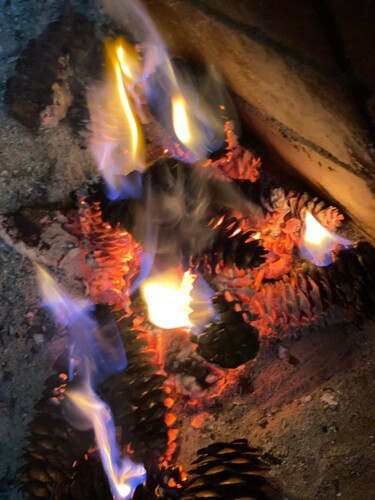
[99,307,178,470]
[18,352,101,499]
[192,216,266,276]
[84,158,261,268]
[193,291,259,368]
[5,13,100,131]
[79,194,141,307]
[18,306,177,498]
[184,439,279,499]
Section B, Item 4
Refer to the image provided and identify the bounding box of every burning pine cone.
[184,439,279,499]
[18,351,103,499]
[99,307,179,470]
[192,215,266,276]
[18,306,177,498]
[242,242,375,339]
[84,157,263,269]
[192,291,259,368]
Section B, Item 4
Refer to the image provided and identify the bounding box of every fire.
[172,94,192,146]
[301,211,353,266]
[88,37,145,199]
[67,382,146,500]
[141,270,195,329]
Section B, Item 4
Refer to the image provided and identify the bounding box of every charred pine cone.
[18,306,176,498]
[17,352,104,499]
[192,291,259,368]
[99,307,178,470]
[192,215,266,276]
[184,439,279,499]
[5,13,101,131]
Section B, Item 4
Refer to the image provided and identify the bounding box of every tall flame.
[36,266,146,498]
[172,95,192,146]
[301,211,353,266]
[88,37,145,200]
[67,380,146,500]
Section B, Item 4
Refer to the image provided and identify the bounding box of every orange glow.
[191,412,213,429]
[172,94,192,145]
[141,270,195,329]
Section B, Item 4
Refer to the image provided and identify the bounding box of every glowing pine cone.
[183,439,279,499]
[192,291,259,368]
[79,195,141,307]
[192,216,267,276]
[204,121,262,182]
[98,307,179,469]
[18,352,101,499]
[242,242,375,339]
[257,188,345,281]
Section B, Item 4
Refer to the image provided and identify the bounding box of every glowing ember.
[172,94,192,146]
[141,270,194,329]
[301,211,353,266]
[67,381,146,500]
[88,37,145,200]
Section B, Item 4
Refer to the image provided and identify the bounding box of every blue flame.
[36,266,127,383]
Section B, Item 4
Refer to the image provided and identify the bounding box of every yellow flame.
[302,211,353,266]
[172,94,192,146]
[107,38,144,165]
[141,270,195,329]
[304,211,332,245]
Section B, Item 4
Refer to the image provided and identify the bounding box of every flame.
[100,0,236,161]
[36,265,145,498]
[301,211,353,266]
[141,270,194,329]
[172,94,192,145]
[67,381,146,500]
[88,37,145,200]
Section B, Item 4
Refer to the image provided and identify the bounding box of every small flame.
[88,37,145,200]
[67,381,146,500]
[141,270,194,329]
[172,94,192,146]
[301,211,353,266]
